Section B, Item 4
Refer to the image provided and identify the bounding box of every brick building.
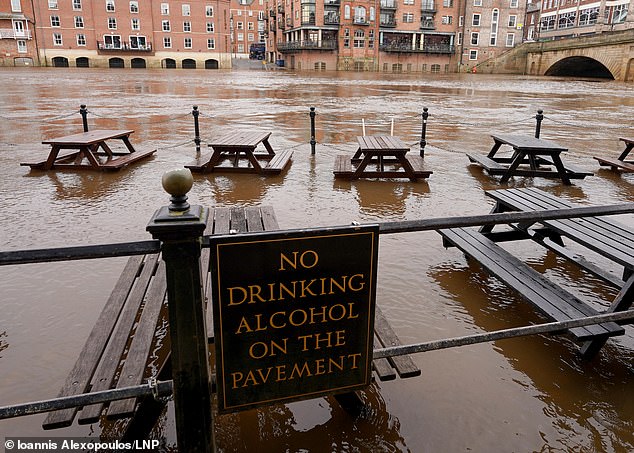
[0,0,38,66]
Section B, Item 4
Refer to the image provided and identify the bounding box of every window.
[131,18,140,30]
[442,16,452,24]
[370,6,375,21]
[161,3,169,15]
[50,16,60,27]
[207,38,215,49]
[183,21,191,32]
[421,0,434,9]
[106,0,115,12]
[73,0,82,9]
[248,22,254,30]
[206,22,214,32]
[472,14,480,26]
[506,33,515,46]
[490,9,498,46]
[469,49,478,60]
[129,1,138,13]
[162,20,171,31]
[130,35,147,49]
[457,31,462,45]
[163,36,171,48]
[354,6,366,24]
[17,39,27,52]
[431,64,440,73]
[77,33,86,46]
[473,0,481,6]
[510,0,518,7]
[344,5,350,20]
[237,33,244,41]
[558,11,576,28]
[470,32,479,45]
[403,0,414,4]
[443,0,453,6]
[206,6,214,17]
[403,13,414,23]
[248,33,254,41]
[74,16,84,28]
[53,33,62,45]
[541,15,555,30]
[579,7,599,26]
[508,15,516,27]
[108,17,117,29]
[258,11,264,20]
[343,28,350,47]
[11,0,21,12]
[459,16,464,26]
[182,4,190,16]
[184,37,192,48]
[103,35,120,48]
[237,44,244,52]
[48,0,58,9]
[353,29,365,47]
[237,21,244,29]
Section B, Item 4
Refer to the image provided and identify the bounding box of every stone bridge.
[476,29,634,82]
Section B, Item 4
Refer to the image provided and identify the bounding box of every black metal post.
[535,109,543,139]
[80,104,89,132]
[309,106,316,155]
[193,105,201,154]
[420,107,428,157]
[146,169,214,453]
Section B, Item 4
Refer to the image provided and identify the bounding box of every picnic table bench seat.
[439,227,625,359]
[43,206,419,430]
[594,138,634,172]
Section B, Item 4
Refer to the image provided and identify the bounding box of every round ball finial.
[162,168,194,212]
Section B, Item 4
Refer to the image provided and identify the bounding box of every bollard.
[535,109,543,139]
[80,104,89,132]
[309,106,316,155]
[420,107,428,158]
[146,169,214,453]
[193,105,201,154]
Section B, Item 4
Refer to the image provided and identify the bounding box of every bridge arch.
[544,56,614,79]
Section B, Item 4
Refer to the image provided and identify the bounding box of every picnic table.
[185,131,292,174]
[594,137,634,172]
[467,134,592,185]
[333,135,432,181]
[438,187,634,359]
[20,129,156,171]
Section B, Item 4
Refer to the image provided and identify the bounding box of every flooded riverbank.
[0,67,633,452]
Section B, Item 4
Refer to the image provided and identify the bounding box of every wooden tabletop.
[491,134,568,152]
[357,135,410,153]
[209,131,271,148]
[42,129,134,145]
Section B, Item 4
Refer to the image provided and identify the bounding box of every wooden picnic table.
[185,131,292,174]
[333,135,432,181]
[20,129,156,171]
[594,137,634,172]
[467,134,592,185]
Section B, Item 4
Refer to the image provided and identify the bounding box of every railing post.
[192,105,201,154]
[420,107,428,157]
[80,104,89,132]
[146,169,214,453]
[535,109,543,139]
[309,106,316,155]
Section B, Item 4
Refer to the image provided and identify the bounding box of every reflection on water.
[1,68,633,450]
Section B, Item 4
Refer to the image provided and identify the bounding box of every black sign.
[209,225,379,412]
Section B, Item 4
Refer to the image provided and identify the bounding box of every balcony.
[97,41,153,52]
[380,18,397,28]
[420,20,435,29]
[277,39,337,53]
[324,13,340,25]
[421,1,435,12]
[324,0,340,6]
[380,0,397,9]
[379,43,454,54]
[0,29,32,39]
[269,8,276,17]
[353,16,369,25]
[278,5,285,14]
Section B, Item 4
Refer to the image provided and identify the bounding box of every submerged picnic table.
[334,135,432,181]
[439,187,633,359]
[594,137,634,172]
[467,134,592,185]
[185,131,292,174]
[20,129,156,171]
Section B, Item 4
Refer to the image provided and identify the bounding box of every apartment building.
[0,0,38,66]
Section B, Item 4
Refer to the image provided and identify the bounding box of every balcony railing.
[420,20,435,29]
[0,29,32,39]
[379,43,454,54]
[97,41,153,52]
[277,39,337,52]
[324,0,340,5]
[324,13,340,25]
[353,16,369,25]
[380,18,397,28]
[302,17,316,26]
[380,0,397,9]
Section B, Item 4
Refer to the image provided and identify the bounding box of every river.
[0,67,633,452]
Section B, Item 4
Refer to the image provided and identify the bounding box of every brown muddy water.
[0,67,633,452]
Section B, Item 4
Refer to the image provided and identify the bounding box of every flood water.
[1,67,633,452]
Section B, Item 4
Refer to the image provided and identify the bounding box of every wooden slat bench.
[439,227,625,359]
[44,206,419,430]
[594,138,634,172]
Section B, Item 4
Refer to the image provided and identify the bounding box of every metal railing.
[276,39,338,52]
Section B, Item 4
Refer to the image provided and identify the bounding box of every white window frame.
[48,0,58,10]
[472,14,480,26]
[106,0,115,12]
[184,37,192,48]
[470,32,479,45]
[508,15,516,27]
[469,49,478,60]
[53,33,62,46]
[161,3,169,15]
[207,38,215,49]
[17,39,27,52]
[510,0,518,7]
[129,35,147,49]
[108,17,117,30]
[473,0,482,6]
[183,21,191,32]
[73,0,82,10]
[506,33,515,47]
[76,33,86,46]
[11,0,22,12]
[182,4,191,16]
[131,18,140,30]
[50,15,60,27]
[207,22,214,32]
[130,1,138,13]
[74,16,84,28]
[163,36,171,48]
[206,6,214,17]
[162,20,171,31]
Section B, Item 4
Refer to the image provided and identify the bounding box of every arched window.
[354,6,366,23]
[344,5,350,19]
